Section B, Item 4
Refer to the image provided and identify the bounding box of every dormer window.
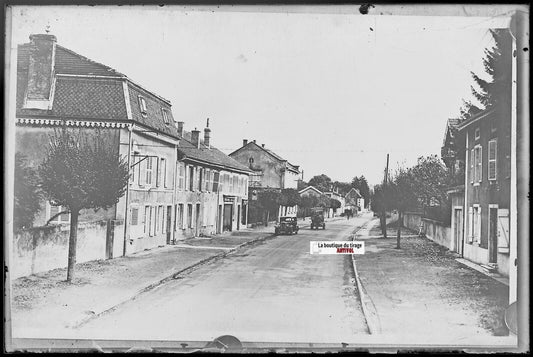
[162,108,171,125]
[138,96,148,116]
[474,127,480,140]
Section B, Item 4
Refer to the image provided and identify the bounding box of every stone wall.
[11,219,122,279]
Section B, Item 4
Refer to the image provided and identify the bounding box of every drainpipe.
[216,172,221,234]
[172,143,178,244]
[462,129,468,258]
[122,124,133,257]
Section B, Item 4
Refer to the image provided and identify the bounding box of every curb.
[73,232,277,329]
[350,219,381,335]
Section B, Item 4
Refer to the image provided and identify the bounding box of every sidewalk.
[353,218,510,340]
[10,225,277,338]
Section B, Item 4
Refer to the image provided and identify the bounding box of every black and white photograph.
[4,3,529,353]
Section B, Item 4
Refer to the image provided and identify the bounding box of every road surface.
[75,215,372,343]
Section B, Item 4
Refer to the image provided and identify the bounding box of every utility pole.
[381,154,389,238]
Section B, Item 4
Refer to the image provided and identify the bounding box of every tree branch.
[45,210,70,226]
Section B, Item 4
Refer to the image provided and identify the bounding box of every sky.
[7,5,512,186]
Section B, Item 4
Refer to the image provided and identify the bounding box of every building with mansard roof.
[13,33,250,277]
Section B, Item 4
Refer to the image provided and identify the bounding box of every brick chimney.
[204,118,211,149]
[177,121,184,137]
[243,139,248,147]
[191,128,200,149]
[25,34,57,110]
[261,144,265,148]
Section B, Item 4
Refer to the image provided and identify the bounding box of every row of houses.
[14,33,252,263]
[299,185,365,218]
[14,33,317,270]
[441,107,513,277]
[435,83,518,305]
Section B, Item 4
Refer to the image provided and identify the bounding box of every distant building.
[229,139,300,189]
[324,188,346,217]
[230,140,301,222]
[345,188,363,213]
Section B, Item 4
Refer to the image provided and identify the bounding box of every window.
[162,108,170,125]
[469,205,481,244]
[187,204,193,228]
[205,169,211,192]
[474,127,480,140]
[488,139,497,180]
[146,156,154,186]
[178,162,185,190]
[131,207,139,226]
[199,168,204,191]
[152,206,157,236]
[213,171,220,192]
[474,145,482,183]
[48,203,70,224]
[188,166,194,191]
[155,206,161,233]
[178,203,184,229]
[249,157,254,164]
[138,96,148,116]
[157,206,165,233]
[158,158,167,187]
[144,205,150,234]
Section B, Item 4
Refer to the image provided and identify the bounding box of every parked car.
[310,214,325,230]
[274,216,299,235]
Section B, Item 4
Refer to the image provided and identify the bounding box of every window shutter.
[468,207,473,243]
[476,207,481,243]
[185,165,189,190]
[497,209,510,251]
[156,158,161,187]
[478,146,482,182]
[140,157,146,186]
[488,140,497,180]
[470,149,474,183]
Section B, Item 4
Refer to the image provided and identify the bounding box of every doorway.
[489,206,498,263]
[453,208,463,255]
[237,205,241,231]
[195,203,201,237]
[166,205,172,244]
[223,204,233,232]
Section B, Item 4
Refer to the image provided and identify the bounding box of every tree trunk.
[380,211,387,238]
[66,208,79,283]
[266,210,270,227]
[396,211,402,249]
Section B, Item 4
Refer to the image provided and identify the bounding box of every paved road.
[75,215,372,343]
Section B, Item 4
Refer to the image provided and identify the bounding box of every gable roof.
[229,141,300,173]
[456,108,496,131]
[298,185,323,195]
[442,118,462,147]
[346,188,362,198]
[178,130,252,174]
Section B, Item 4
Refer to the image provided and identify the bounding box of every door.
[166,206,172,244]
[489,207,498,263]
[242,202,247,226]
[217,205,223,234]
[223,204,233,232]
[237,205,241,231]
[453,208,463,255]
[195,203,201,237]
